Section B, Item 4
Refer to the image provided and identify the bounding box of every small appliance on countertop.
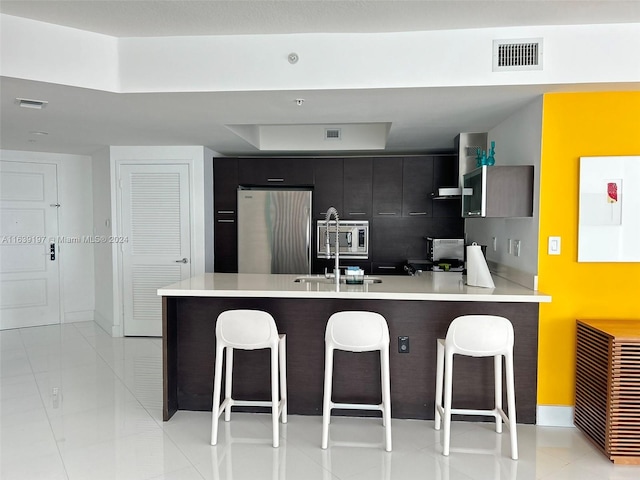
[425,237,465,272]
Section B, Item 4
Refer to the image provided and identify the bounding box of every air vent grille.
[325,128,342,140]
[493,38,543,71]
[16,98,48,109]
[465,145,484,158]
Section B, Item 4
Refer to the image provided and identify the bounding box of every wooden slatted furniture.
[575,319,640,464]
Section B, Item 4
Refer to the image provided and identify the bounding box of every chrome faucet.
[325,207,340,286]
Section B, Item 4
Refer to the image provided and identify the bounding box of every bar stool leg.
[381,345,392,452]
[279,335,287,423]
[211,344,225,445]
[434,339,445,430]
[270,344,279,448]
[506,352,518,460]
[442,351,454,456]
[224,347,233,422]
[495,354,503,434]
[321,346,334,449]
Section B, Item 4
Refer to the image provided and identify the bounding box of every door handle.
[175,258,189,264]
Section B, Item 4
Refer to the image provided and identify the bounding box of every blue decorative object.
[487,141,496,166]
[476,148,483,167]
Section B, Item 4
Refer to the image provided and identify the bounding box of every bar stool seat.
[434,315,518,460]
[211,309,287,448]
[322,311,392,451]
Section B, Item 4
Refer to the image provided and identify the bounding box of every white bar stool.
[321,311,392,452]
[434,315,518,460]
[211,309,287,448]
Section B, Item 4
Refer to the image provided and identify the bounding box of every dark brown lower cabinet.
[163,295,539,425]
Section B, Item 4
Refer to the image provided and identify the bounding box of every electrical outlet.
[492,237,497,252]
[514,240,521,257]
[398,336,409,353]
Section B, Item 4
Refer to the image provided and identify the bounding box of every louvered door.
[575,319,640,464]
[120,164,191,336]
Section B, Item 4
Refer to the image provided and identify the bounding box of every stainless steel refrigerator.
[237,189,312,274]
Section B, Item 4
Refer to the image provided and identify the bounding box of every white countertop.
[158,272,551,303]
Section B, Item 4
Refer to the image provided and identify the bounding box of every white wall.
[464,97,543,289]
[3,13,639,94]
[92,148,114,333]
[0,150,96,321]
[0,15,119,91]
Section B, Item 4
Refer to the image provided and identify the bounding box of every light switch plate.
[548,236,561,255]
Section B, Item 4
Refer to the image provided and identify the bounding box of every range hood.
[433,133,488,199]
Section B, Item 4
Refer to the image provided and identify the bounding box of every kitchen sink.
[294,275,382,284]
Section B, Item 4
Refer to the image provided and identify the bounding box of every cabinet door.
[373,157,403,217]
[213,157,239,272]
[371,217,431,263]
[238,158,314,186]
[214,222,237,273]
[214,157,238,212]
[313,158,344,220]
[343,158,373,219]
[432,155,461,218]
[402,156,433,217]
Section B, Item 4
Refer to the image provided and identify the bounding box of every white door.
[0,161,60,329]
[120,164,191,336]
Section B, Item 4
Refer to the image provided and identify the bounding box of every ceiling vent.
[16,98,48,109]
[324,128,342,140]
[492,38,543,71]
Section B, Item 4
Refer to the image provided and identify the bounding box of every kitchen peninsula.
[159,272,550,424]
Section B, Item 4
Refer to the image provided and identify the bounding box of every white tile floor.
[1,321,638,480]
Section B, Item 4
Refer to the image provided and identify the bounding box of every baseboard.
[537,405,575,427]
[64,309,95,323]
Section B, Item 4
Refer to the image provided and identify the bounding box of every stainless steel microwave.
[316,220,369,259]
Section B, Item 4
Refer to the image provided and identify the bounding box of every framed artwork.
[578,156,640,262]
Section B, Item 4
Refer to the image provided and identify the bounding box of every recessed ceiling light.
[16,98,48,109]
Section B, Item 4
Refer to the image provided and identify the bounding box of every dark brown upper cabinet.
[402,156,433,217]
[342,158,373,220]
[238,157,314,186]
[373,157,403,217]
[312,158,344,219]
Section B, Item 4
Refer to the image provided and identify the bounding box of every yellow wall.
[538,91,640,405]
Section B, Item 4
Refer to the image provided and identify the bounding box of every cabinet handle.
[466,211,481,216]
[217,219,235,223]
[217,210,235,214]
[378,266,397,270]
[348,212,367,216]
[267,178,284,182]
[377,212,397,216]
[408,212,428,216]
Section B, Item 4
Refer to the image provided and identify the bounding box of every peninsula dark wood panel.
[163,296,538,424]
